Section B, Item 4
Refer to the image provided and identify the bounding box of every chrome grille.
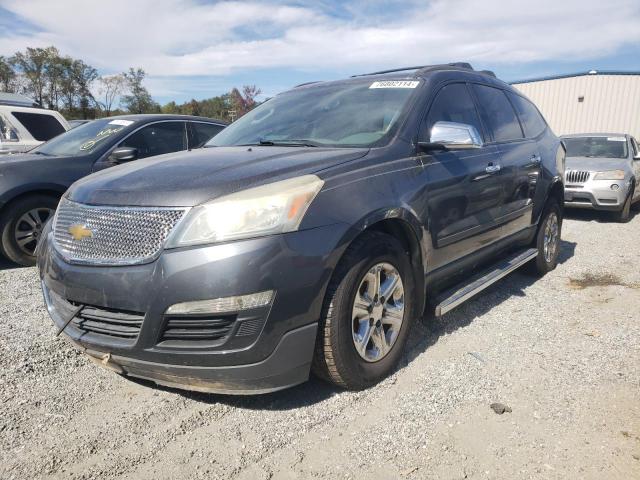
[53,198,186,265]
[566,170,590,184]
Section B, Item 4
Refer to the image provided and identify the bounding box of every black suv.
[38,64,565,394]
[0,114,226,265]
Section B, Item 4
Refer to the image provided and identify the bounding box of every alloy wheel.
[351,262,405,362]
[543,212,559,263]
[14,207,54,256]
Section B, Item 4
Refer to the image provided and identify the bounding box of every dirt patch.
[568,272,638,289]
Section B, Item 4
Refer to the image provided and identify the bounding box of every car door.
[187,121,225,148]
[421,82,506,270]
[92,121,188,171]
[471,84,534,238]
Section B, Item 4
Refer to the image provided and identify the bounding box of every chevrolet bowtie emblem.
[68,224,93,241]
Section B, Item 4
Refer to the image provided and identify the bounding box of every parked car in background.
[68,119,92,129]
[38,63,564,395]
[0,114,226,265]
[562,133,640,222]
[0,93,69,155]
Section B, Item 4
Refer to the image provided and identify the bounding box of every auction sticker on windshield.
[109,119,134,126]
[369,81,419,89]
[607,137,626,142]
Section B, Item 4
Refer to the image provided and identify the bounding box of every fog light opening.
[165,290,275,315]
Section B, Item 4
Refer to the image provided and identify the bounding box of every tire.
[0,194,58,266]
[312,231,416,390]
[613,186,633,223]
[526,201,562,277]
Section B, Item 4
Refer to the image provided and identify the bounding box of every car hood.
[68,146,369,207]
[0,152,65,165]
[565,156,630,172]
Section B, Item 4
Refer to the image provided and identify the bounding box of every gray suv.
[562,134,640,222]
[38,63,565,394]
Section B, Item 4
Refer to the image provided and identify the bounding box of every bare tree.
[0,56,16,92]
[98,74,127,116]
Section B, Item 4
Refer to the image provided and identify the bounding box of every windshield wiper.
[31,151,53,156]
[258,139,320,147]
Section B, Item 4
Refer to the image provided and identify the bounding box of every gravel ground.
[1,209,639,480]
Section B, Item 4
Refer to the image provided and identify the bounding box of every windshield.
[33,118,135,156]
[563,136,628,159]
[208,79,421,148]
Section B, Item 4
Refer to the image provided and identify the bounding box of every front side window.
[120,122,187,159]
[471,85,523,142]
[507,92,547,138]
[11,111,66,141]
[422,83,484,141]
[563,136,628,159]
[33,119,133,156]
[208,79,420,148]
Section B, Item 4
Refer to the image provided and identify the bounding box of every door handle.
[485,164,501,173]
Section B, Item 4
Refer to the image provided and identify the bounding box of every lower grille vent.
[72,305,144,340]
[161,315,236,342]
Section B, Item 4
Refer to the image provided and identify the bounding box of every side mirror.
[418,121,483,152]
[109,147,138,163]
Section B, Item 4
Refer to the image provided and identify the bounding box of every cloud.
[1,0,639,78]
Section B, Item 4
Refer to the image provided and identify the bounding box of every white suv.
[0,93,69,155]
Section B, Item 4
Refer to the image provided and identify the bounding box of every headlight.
[166,175,324,247]
[594,170,625,180]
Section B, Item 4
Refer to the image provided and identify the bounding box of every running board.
[434,248,538,317]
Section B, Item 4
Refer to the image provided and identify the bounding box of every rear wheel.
[0,194,58,266]
[526,201,562,276]
[312,231,416,390]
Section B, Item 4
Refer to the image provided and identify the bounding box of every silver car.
[561,133,640,222]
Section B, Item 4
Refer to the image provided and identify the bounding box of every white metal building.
[512,71,640,139]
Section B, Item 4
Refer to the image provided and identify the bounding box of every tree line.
[0,46,261,122]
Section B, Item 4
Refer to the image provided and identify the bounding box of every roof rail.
[351,65,431,77]
[352,62,475,78]
[294,81,323,88]
[0,92,40,108]
[479,70,496,78]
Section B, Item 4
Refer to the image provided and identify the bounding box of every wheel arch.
[331,207,427,316]
[0,185,65,220]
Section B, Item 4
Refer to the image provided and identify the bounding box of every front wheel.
[0,194,58,266]
[613,187,633,223]
[312,231,416,390]
[527,201,562,276]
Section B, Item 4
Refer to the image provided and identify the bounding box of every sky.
[1,0,640,105]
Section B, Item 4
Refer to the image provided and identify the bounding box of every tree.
[10,46,59,105]
[230,85,262,119]
[121,68,159,114]
[0,56,16,92]
[98,74,127,116]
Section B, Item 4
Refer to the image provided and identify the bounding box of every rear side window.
[11,111,66,141]
[189,122,224,148]
[119,122,187,159]
[471,85,523,142]
[507,92,547,138]
[422,83,484,141]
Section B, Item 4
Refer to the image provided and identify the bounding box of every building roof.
[511,70,640,85]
